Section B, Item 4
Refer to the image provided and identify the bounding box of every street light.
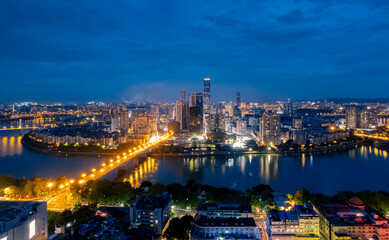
[48,183,53,196]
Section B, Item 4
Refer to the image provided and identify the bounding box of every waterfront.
[1,130,388,195]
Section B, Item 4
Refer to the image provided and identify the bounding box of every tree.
[149,183,167,195]
[140,181,152,189]
[163,215,194,240]
[294,188,310,205]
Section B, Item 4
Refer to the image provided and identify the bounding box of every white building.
[0,201,47,240]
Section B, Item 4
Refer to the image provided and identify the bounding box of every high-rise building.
[175,100,189,131]
[189,92,203,109]
[346,106,358,129]
[189,106,202,134]
[209,113,225,132]
[133,116,150,135]
[203,78,211,134]
[293,118,303,130]
[346,106,378,129]
[119,111,129,133]
[285,100,294,116]
[110,107,129,134]
[260,111,281,145]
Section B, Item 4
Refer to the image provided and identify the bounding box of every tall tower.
[236,92,241,108]
[180,90,186,101]
[203,78,211,134]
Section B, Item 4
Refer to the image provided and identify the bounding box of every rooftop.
[0,201,46,233]
[295,205,317,216]
[194,215,256,227]
[267,209,299,222]
[134,193,171,210]
[197,203,252,213]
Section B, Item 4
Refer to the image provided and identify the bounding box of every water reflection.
[0,136,23,157]
[0,118,54,130]
[260,155,278,184]
[125,158,158,188]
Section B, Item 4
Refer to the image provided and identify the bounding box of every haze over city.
[1,0,389,103]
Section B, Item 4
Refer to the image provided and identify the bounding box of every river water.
[0,125,388,195]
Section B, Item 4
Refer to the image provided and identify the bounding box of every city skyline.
[1,0,389,103]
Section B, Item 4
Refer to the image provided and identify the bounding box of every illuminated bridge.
[1,132,173,211]
[0,126,40,131]
[354,132,389,141]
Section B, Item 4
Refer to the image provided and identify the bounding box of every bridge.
[0,126,40,131]
[354,132,389,141]
[1,131,173,211]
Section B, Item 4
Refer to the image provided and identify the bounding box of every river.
[0,127,388,195]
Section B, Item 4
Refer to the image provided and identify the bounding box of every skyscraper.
[189,92,203,109]
[189,92,203,135]
[236,92,241,108]
[260,111,281,145]
[176,100,189,131]
[203,78,211,134]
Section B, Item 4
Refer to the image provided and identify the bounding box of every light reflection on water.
[0,128,388,194]
[0,136,23,157]
[141,146,389,194]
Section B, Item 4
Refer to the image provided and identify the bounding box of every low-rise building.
[266,204,320,240]
[130,193,172,235]
[196,203,253,218]
[192,202,260,240]
[312,197,389,240]
[192,215,261,240]
[0,201,47,240]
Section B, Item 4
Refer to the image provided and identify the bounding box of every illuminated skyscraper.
[203,78,211,134]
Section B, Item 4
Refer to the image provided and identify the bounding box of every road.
[2,132,174,211]
[354,132,389,141]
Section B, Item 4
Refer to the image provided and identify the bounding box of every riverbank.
[21,136,116,157]
[149,140,364,157]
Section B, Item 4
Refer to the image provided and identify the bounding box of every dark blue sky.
[1,0,389,103]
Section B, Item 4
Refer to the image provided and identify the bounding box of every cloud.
[1,0,389,102]
[277,9,311,24]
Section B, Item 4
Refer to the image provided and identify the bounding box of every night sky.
[1,0,389,103]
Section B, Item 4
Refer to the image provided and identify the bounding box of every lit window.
[29,220,36,239]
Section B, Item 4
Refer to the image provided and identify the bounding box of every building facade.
[0,201,47,240]
[130,193,172,235]
[203,78,211,134]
